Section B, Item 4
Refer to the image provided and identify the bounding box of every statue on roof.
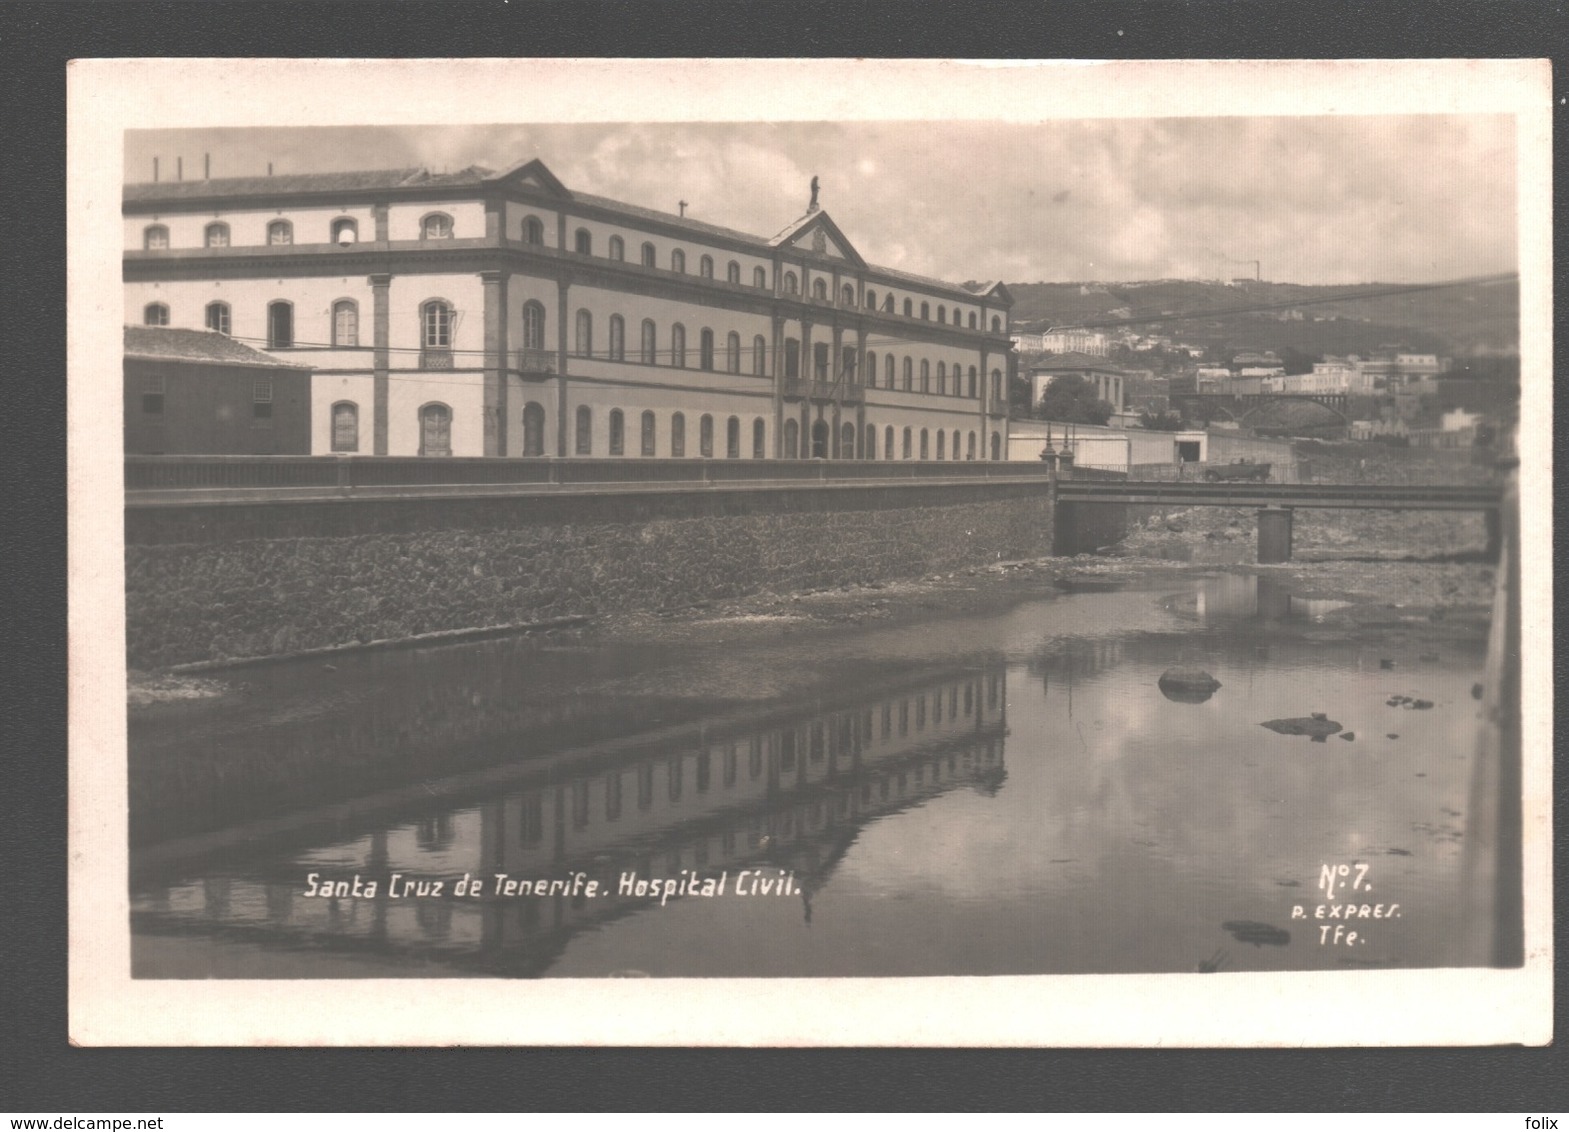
[808,175,819,214]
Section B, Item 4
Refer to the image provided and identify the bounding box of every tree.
[1037,374,1113,425]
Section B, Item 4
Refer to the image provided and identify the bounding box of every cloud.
[127,116,1517,285]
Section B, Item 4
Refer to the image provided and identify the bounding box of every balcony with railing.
[782,377,864,403]
[420,348,454,370]
[515,348,556,377]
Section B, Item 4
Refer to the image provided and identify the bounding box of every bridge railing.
[123,455,1055,493]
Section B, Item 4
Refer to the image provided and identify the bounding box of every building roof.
[1028,351,1125,373]
[124,326,310,369]
[125,159,1002,306]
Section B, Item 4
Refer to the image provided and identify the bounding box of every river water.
[129,571,1492,978]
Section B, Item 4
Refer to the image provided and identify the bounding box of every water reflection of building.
[133,665,1008,977]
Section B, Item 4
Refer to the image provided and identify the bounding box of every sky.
[125,116,1517,287]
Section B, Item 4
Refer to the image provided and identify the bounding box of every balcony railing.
[420,348,454,370]
[782,378,864,402]
[515,348,556,376]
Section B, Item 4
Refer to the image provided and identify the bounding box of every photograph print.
[70,58,1552,1046]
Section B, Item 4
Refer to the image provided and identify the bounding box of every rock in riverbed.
[1261,716,1344,741]
[1158,667,1221,703]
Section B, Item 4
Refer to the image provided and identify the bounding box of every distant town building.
[1037,328,1109,356]
[1027,352,1127,413]
[124,325,312,455]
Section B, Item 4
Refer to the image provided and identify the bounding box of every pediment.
[487,158,573,199]
[770,210,866,269]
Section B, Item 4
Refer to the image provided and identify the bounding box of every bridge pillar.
[1257,506,1293,564]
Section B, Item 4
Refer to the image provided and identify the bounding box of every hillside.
[1005,277,1518,358]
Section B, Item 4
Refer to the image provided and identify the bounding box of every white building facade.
[124,159,1014,461]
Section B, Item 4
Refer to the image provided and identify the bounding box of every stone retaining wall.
[126,482,1056,668]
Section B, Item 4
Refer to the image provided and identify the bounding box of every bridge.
[1055,476,1503,562]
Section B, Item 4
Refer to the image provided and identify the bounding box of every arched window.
[920,359,930,393]
[937,305,947,324]
[331,217,357,244]
[842,284,855,306]
[419,403,451,456]
[332,299,359,347]
[641,410,657,457]
[991,369,1003,402]
[267,219,293,245]
[522,402,546,456]
[841,422,856,459]
[810,420,829,459]
[640,319,656,365]
[727,261,741,284]
[884,425,895,460]
[671,412,686,457]
[842,345,858,382]
[866,289,877,309]
[699,328,715,371]
[204,301,230,335]
[524,216,544,245]
[574,228,592,255]
[784,419,799,459]
[331,402,359,452]
[671,249,686,274]
[608,314,625,361]
[953,429,962,460]
[968,366,978,398]
[937,362,947,395]
[266,301,292,347]
[752,418,765,459]
[920,301,930,320]
[699,414,715,458]
[902,357,913,391]
[865,424,877,460]
[641,242,656,267]
[608,409,625,456]
[753,266,767,289]
[726,416,740,459]
[884,294,894,313]
[991,315,1002,332]
[783,271,798,295]
[968,311,977,329]
[421,300,452,361]
[991,431,1002,461]
[726,331,741,374]
[574,309,592,357]
[671,323,686,367]
[865,351,877,388]
[902,427,913,460]
[699,255,714,279]
[812,278,828,301]
[608,235,625,261]
[936,431,946,460]
[142,301,169,327]
[903,298,913,317]
[920,429,930,459]
[204,222,229,248]
[142,225,169,250]
[420,213,452,240]
[521,301,546,352]
[575,406,592,455]
[752,335,767,376]
[967,432,977,460]
[884,355,894,387]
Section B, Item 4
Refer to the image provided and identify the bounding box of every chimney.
[176,156,183,181]
[204,153,210,180]
[267,162,273,176]
[153,157,159,183]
